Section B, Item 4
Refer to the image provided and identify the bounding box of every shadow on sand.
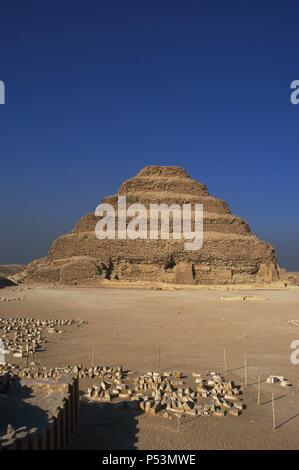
[276,411,299,430]
[0,377,49,435]
[69,400,142,450]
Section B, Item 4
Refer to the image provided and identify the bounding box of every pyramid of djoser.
[25,166,280,285]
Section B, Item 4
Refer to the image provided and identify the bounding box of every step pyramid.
[25,166,280,285]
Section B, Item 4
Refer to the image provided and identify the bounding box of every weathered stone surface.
[59,257,105,285]
[0,265,24,278]
[24,166,280,285]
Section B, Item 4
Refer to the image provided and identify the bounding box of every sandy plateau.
[1,283,299,449]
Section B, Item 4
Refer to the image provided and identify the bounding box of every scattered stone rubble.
[85,368,245,419]
[288,319,299,327]
[0,297,23,302]
[266,375,292,387]
[0,317,86,358]
[0,424,37,448]
[1,362,246,423]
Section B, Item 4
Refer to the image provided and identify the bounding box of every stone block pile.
[135,371,244,418]
[266,375,292,387]
[2,362,246,422]
[0,317,86,359]
[84,367,245,419]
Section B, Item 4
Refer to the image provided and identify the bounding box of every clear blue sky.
[0,0,298,269]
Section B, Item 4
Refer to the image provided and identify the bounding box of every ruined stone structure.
[25,166,279,285]
[0,374,79,450]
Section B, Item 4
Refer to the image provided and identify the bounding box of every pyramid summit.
[25,166,280,285]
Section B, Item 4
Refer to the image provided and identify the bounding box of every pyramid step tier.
[102,193,230,215]
[119,176,209,196]
[74,212,250,236]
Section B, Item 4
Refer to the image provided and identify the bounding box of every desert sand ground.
[1,283,299,450]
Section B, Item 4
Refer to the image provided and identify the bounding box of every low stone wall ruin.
[0,375,79,450]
